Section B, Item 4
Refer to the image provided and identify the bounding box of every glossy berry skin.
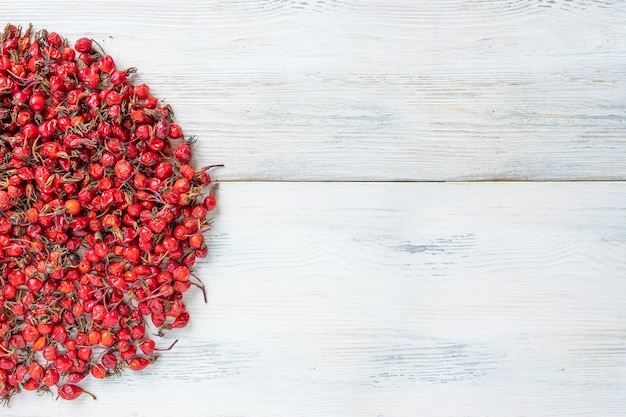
[57,384,96,400]
[175,142,192,163]
[128,357,151,371]
[28,93,45,113]
[64,199,81,216]
[91,364,107,379]
[43,369,60,387]
[204,195,217,211]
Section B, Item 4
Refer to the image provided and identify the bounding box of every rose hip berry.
[0,24,221,405]
[57,384,96,401]
[73,37,92,53]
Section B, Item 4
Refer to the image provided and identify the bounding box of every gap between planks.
[214,179,626,183]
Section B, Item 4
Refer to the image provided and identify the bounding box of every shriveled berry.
[114,159,133,180]
[0,24,220,404]
[74,37,92,53]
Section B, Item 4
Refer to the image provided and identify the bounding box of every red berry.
[204,194,217,211]
[43,368,59,387]
[189,234,204,248]
[155,161,173,179]
[114,159,133,180]
[175,142,192,163]
[171,312,190,329]
[91,364,107,379]
[101,351,117,369]
[99,55,115,73]
[128,357,152,371]
[169,123,183,139]
[74,37,92,53]
[47,32,62,47]
[28,92,45,113]
[133,83,149,99]
[110,70,127,86]
[173,266,190,282]
[64,199,81,215]
[0,25,220,404]
[57,384,96,401]
[192,204,207,219]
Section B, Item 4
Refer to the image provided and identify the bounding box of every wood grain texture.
[4,0,626,180]
[8,182,626,417]
[2,2,625,417]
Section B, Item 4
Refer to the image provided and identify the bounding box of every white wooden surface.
[4,1,626,416]
[6,0,626,181]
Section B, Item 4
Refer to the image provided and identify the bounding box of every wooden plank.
[7,182,626,416]
[5,1,626,181]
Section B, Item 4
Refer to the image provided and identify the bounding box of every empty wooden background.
[5,1,626,416]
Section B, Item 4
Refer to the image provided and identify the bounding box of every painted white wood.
[2,1,626,416]
[3,0,626,180]
[7,182,626,416]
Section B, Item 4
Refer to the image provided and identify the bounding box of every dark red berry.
[74,37,92,53]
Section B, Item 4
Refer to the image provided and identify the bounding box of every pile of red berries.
[0,24,219,402]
